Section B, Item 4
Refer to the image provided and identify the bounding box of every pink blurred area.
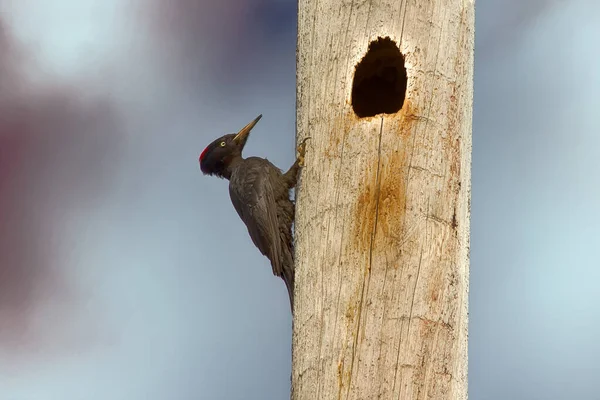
[0,0,267,360]
[0,18,123,356]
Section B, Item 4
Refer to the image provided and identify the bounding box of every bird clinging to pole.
[199,114,308,312]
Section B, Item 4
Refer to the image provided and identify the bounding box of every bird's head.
[199,114,262,178]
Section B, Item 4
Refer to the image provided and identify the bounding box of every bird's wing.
[229,161,283,277]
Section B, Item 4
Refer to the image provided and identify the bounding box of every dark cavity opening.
[351,37,407,118]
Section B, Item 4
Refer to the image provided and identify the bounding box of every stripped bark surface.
[293,0,474,399]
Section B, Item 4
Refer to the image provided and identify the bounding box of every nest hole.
[351,37,407,118]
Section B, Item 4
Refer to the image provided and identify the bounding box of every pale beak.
[233,114,262,147]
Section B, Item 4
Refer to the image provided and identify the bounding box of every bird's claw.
[297,137,310,167]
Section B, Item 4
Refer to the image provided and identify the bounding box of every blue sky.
[0,0,598,399]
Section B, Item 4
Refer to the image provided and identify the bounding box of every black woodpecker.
[199,114,308,312]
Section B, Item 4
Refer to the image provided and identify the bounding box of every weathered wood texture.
[292,0,474,399]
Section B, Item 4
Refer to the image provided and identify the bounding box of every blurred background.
[0,0,598,399]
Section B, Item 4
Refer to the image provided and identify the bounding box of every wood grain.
[293,0,474,399]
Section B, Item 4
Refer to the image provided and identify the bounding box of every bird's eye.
[219,141,226,147]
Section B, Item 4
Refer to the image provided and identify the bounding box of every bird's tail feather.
[282,250,295,314]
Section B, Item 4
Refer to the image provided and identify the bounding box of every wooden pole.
[292,0,474,399]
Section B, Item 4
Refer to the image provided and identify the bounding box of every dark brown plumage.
[199,115,307,312]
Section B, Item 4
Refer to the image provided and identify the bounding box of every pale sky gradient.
[0,1,598,399]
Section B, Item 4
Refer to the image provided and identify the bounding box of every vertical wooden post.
[292,0,474,399]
